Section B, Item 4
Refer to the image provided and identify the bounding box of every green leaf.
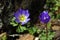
[49,12,53,17]
[12,17,15,21]
[0,33,7,40]
[37,29,41,34]
[10,22,18,26]
[16,25,27,33]
[56,14,60,19]
[39,29,55,40]
[10,17,18,27]
[27,22,30,27]
[40,36,46,40]
[2,35,7,40]
[53,7,58,11]
[47,22,51,29]
[28,27,37,35]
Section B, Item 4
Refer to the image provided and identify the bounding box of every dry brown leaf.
[16,34,34,40]
[52,25,60,31]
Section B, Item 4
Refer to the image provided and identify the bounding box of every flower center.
[19,14,26,22]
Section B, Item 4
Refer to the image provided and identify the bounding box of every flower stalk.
[46,23,48,40]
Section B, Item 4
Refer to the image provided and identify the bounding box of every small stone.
[35,37,39,40]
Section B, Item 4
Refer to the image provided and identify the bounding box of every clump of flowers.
[39,11,50,23]
[14,8,30,25]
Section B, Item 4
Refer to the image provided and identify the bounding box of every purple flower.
[14,8,30,25]
[39,11,50,23]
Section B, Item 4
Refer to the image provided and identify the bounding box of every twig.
[8,34,20,37]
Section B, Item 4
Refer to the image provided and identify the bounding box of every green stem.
[46,24,48,40]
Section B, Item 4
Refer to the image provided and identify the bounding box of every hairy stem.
[46,24,48,40]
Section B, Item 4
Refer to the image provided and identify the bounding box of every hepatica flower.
[14,9,30,25]
[39,11,50,23]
